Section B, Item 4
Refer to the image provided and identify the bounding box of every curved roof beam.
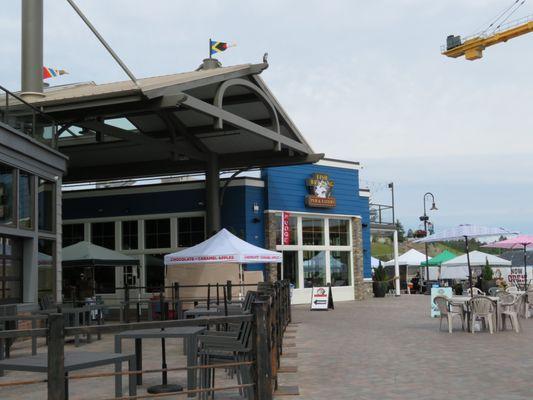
[213,78,280,137]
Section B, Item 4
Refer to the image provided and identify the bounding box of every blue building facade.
[62,159,371,304]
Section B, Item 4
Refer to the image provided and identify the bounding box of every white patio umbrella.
[415,224,516,296]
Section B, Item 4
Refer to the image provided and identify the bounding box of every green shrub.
[373,265,388,282]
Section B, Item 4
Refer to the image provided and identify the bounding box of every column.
[205,153,221,236]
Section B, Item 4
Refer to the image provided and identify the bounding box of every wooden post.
[226,280,232,302]
[48,313,65,400]
[207,283,211,310]
[253,300,272,400]
[124,282,130,323]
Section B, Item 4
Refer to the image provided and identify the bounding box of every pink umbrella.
[484,235,533,289]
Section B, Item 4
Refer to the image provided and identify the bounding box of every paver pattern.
[278,295,533,400]
[2,295,533,399]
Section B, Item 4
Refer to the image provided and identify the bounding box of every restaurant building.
[62,158,371,305]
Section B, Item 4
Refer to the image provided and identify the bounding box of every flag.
[210,39,235,56]
[43,66,68,80]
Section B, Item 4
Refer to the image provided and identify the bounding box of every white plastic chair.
[467,287,485,296]
[500,294,520,333]
[507,286,519,293]
[469,296,495,334]
[433,296,465,333]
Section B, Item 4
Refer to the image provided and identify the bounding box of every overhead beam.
[180,94,311,154]
[63,150,323,183]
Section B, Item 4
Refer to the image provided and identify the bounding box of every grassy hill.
[371,240,464,261]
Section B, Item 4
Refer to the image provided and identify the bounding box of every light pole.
[420,192,437,294]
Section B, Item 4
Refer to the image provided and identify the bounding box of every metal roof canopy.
[23,59,322,183]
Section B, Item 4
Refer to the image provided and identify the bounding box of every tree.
[395,219,405,242]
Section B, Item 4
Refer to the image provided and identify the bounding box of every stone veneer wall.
[352,217,373,300]
[264,212,278,282]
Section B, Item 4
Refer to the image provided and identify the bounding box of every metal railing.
[0,280,292,400]
[0,84,57,148]
[370,203,394,227]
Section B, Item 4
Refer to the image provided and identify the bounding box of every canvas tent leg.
[393,230,400,296]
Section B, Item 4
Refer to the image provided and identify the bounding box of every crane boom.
[442,17,533,60]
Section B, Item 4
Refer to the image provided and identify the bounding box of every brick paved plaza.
[1,295,533,399]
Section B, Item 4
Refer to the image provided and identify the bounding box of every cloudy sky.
[2,0,533,233]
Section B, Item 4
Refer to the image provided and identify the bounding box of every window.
[303,250,326,288]
[0,237,22,304]
[91,222,115,249]
[145,219,170,249]
[329,219,349,246]
[276,214,297,245]
[122,220,138,250]
[18,171,33,229]
[0,165,14,226]
[302,218,324,246]
[331,251,350,287]
[38,178,54,231]
[63,224,84,247]
[282,251,299,288]
[145,254,165,292]
[178,216,205,247]
[38,239,54,296]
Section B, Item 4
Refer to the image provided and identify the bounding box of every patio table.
[451,296,501,331]
[114,326,206,396]
[0,351,136,399]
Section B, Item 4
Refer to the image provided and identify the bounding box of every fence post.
[48,313,65,400]
[207,283,211,310]
[253,300,273,400]
[226,280,232,302]
[124,282,130,323]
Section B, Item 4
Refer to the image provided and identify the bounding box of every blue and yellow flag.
[210,39,235,56]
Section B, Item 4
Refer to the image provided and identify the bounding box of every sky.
[2,0,533,233]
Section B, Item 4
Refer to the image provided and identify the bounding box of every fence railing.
[0,84,57,148]
[0,280,292,400]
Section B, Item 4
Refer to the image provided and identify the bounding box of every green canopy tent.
[419,250,458,280]
[62,241,140,300]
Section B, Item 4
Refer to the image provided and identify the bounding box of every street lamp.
[420,192,437,294]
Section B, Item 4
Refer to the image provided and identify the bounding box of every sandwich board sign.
[430,286,453,318]
[310,285,334,310]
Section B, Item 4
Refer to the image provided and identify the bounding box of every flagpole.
[209,38,212,59]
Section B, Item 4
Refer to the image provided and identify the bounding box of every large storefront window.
[302,218,324,245]
[19,171,33,229]
[145,254,165,292]
[329,219,349,246]
[0,165,14,226]
[303,250,326,288]
[331,251,350,286]
[0,237,22,304]
[38,239,54,296]
[282,251,299,288]
[38,178,54,232]
[91,222,115,249]
[122,220,138,250]
[145,219,170,249]
[178,216,205,247]
[63,224,84,247]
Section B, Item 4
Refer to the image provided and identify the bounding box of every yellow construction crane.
[443,16,533,60]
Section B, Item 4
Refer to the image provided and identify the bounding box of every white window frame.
[274,212,354,289]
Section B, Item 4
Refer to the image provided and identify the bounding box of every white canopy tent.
[440,250,511,280]
[164,229,282,296]
[383,249,436,284]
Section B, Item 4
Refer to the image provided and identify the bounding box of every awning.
[62,241,140,267]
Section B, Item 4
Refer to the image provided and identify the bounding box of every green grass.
[371,242,394,261]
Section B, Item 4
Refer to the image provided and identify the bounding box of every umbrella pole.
[465,236,473,297]
[524,244,527,291]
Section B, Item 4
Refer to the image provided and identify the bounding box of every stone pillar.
[264,212,278,282]
[352,217,365,300]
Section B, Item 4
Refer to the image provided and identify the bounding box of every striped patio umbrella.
[483,235,533,289]
[415,224,517,296]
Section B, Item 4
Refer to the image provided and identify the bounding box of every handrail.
[0,84,55,124]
